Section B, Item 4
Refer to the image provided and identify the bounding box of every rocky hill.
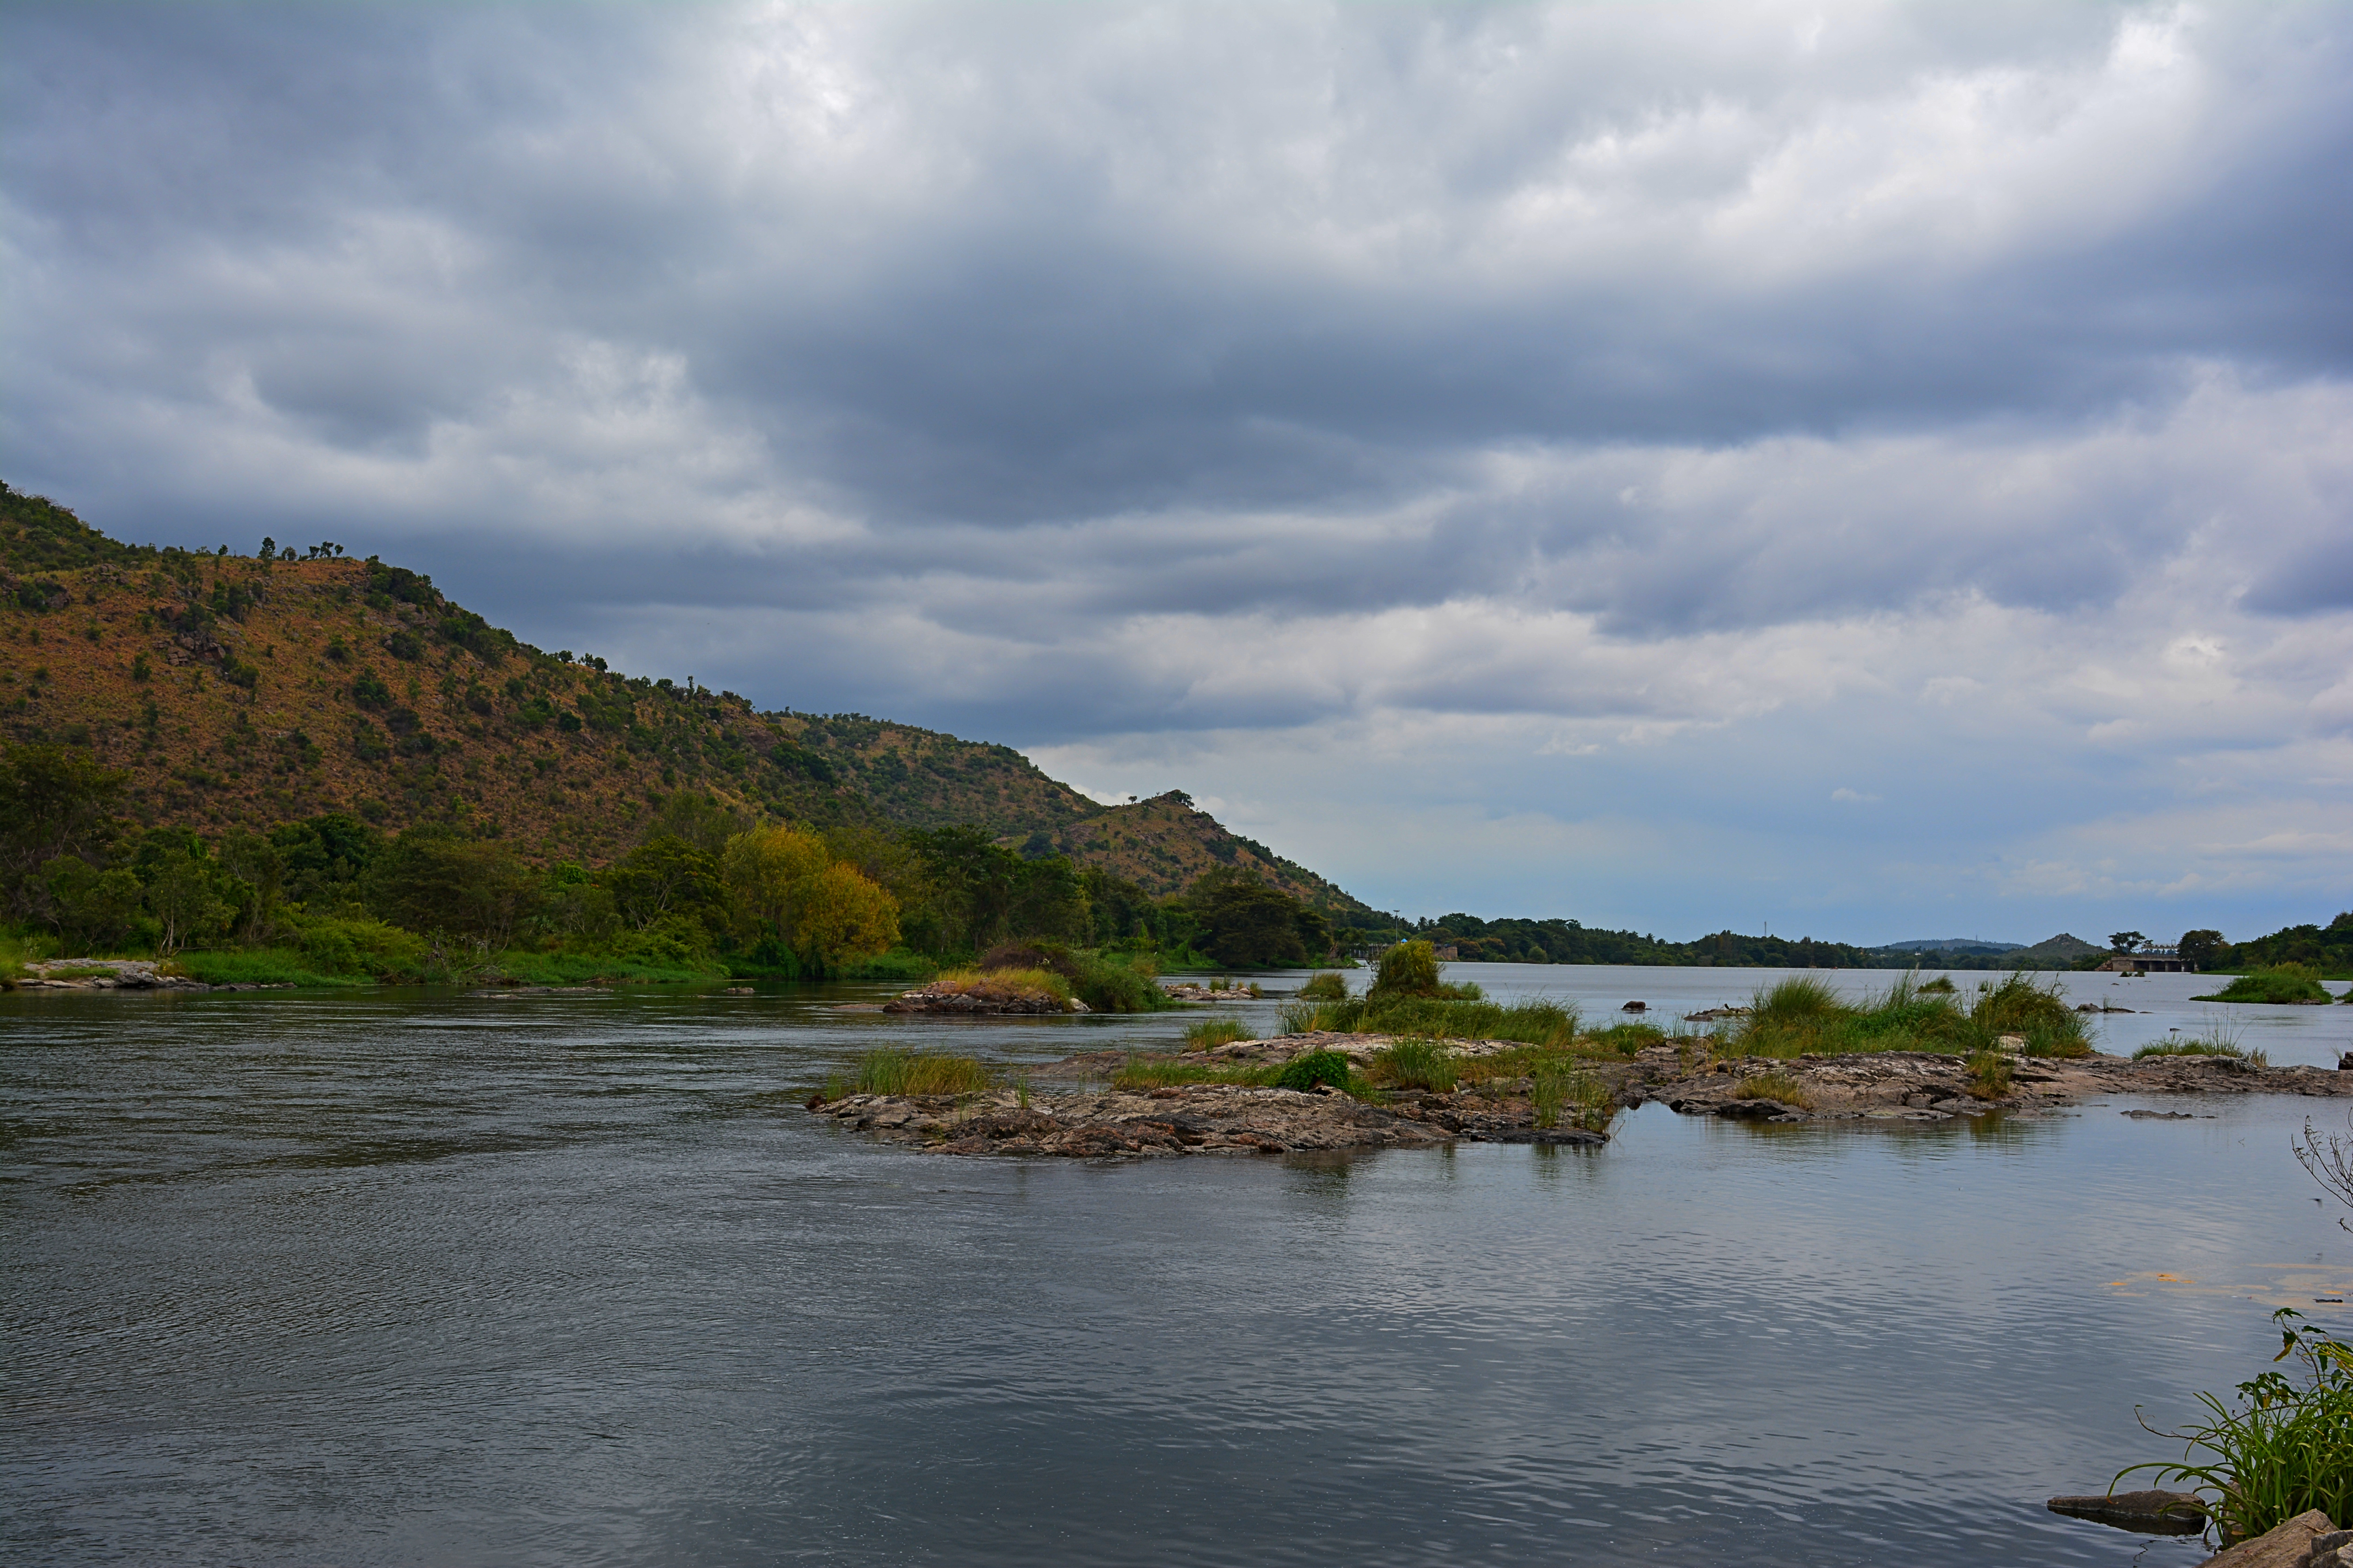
[0,481,1373,916]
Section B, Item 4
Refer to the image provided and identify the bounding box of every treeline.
[0,742,1343,983]
[1368,912,1882,969]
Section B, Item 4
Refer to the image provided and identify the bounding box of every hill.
[0,482,1372,917]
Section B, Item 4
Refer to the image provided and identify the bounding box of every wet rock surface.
[811,1031,2353,1159]
[882,985,1083,1016]
[15,959,224,991]
[2045,1489,2207,1535]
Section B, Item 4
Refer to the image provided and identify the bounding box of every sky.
[3,2,2349,946]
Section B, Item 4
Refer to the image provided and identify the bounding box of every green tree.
[604,834,722,932]
[0,744,126,919]
[141,846,233,955]
[2110,930,2148,954]
[218,830,286,942]
[44,857,143,951]
[794,861,901,975]
[2178,929,2224,971]
[1188,869,1308,967]
[370,832,542,949]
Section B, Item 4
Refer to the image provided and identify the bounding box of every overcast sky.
[5,2,2349,944]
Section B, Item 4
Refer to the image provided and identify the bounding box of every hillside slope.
[0,483,1371,914]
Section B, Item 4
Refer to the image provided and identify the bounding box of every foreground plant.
[829,1049,992,1099]
[1182,1017,1251,1051]
[2118,1310,2353,1543]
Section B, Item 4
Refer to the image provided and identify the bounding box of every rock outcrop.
[13,959,218,991]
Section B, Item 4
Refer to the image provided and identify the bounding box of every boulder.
[2196,1510,2332,1567]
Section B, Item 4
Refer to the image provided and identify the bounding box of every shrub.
[1585,1021,1665,1056]
[1069,950,1170,1013]
[2136,1028,2268,1068]
[1183,1018,1251,1051]
[1273,1050,1354,1092]
[1373,1037,1458,1092]
[1918,975,1956,993]
[2119,1310,2353,1543]
[1297,971,1350,1001]
[1372,940,1441,997]
[1531,1066,1615,1132]
[927,967,1075,1009]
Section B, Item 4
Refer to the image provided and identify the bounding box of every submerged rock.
[2194,1509,2332,1566]
[2045,1489,2206,1535]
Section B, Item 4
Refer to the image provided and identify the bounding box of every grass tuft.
[1272,1049,1354,1092]
[1735,1071,1811,1108]
[1372,1037,1459,1092]
[835,1049,993,1099]
[1297,971,1350,1002]
[1965,1048,2013,1100]
[925,967,1075,1008]
[1182,1017,1252,1052]
[2195,964,2336,1006]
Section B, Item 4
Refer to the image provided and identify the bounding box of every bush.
[1298,971,1350,1001]
[1735,1071,1810,1108]
[2196,964,2336,1005]
[1971,972,2092,1058]
[1372,940,1441,996]
[1966,1049,2013,1099]
[1273,1049,1354,1092]
[926,967,1075,1009]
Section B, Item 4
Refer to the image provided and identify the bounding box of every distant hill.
[0,481,1373,916]
[1868,937,2025,954]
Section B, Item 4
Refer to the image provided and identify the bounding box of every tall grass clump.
[980,943,1171,1012]
[1372,1037,1459,1092]
[840,1049,992,1098]
[2136,1024,2267,1068]
[1281,995,1367,1035]
[1965,1048,2014,1099]
[1583,1021,1666,1057]
[1725,974,2002,1059]
[2196,964,2336,1006]
[2118,1309,2353,1543]
[1530,1065,1615,1132]
[1297,971,1350,1002]
[1971,972,2093,1058]
[1182,1017,1252,1052]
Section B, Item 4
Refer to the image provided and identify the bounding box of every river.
[6,963,2351,1565]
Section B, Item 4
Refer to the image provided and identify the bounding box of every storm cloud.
[5,2,2348,938]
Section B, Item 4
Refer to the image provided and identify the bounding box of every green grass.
[1719,972,2092,1060]
[0,934,29,989]
[1966,1048,2014,1099]
[926,967,1076,1008]
[1280,994,1581,1048]
[1530,1065,1615,1132]
[2195,964,2336,1005]
[1067,950,1181,1013]
[1182,1017,1252,1051]
[1272,1049,1354,1091]
[169,949,369,987]
[2119,1309,2353,1543]
[831,1049,993,1099]
[1371,1037,1459,1091]
[1584,1021,1666,1056]
[2136,1028,2270,1069]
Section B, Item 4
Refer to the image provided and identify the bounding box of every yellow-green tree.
[721,826,898,974]
[720,826,831,943]
[794,860,900,975]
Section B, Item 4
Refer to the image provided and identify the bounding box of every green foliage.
[1372,940,1442,997]
[43,856,142,951]
[2197,964,2336,1005]
[1970,971,2092,1058]
[1065,949,1171,1013]
[1297,970,1349,1001]
[2136,1027,2267,1067]
[1272,1049,1354,1092]
[2120,1310,2353,1543]
[1584,1021,1665,1056]
[0,743,127,920]
[1187,867,1318,967]
[368,831,542,949]
[2179,929,2225,970]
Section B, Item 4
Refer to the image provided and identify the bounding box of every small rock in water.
[1621,1000,1647,1013]
[2044,1490,2206,1535]
[2339,1051,2353,1072]
[2122,1109,2195,1120]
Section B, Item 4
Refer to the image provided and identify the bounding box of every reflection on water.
[4,980,2347,1566]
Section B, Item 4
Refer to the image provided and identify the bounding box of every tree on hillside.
[719,825,831,944]
[2108,931,2147,954]
[139,844,234,955]
[604,834,722,932]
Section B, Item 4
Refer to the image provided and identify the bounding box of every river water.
[6,964,2352,1565]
